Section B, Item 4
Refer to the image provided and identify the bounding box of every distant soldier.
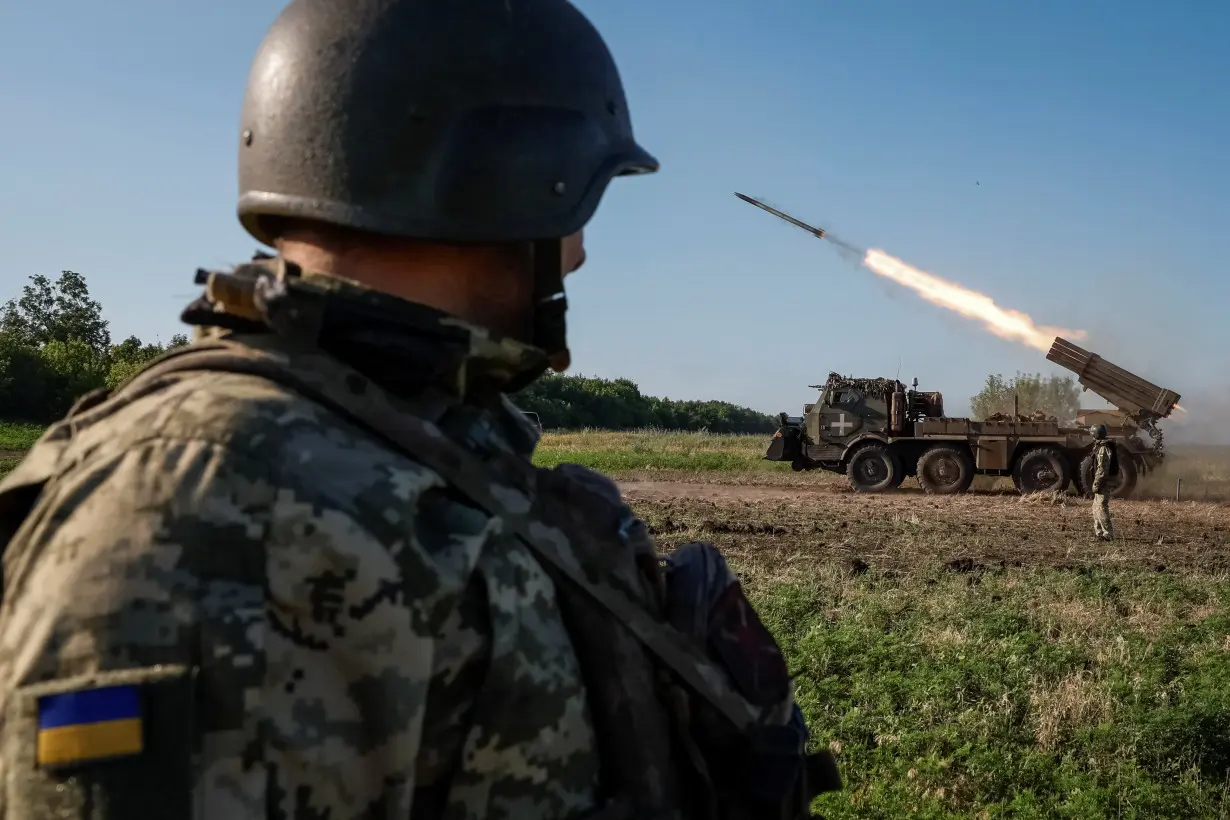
[0,0,838,817]
[1090,424,1117,541]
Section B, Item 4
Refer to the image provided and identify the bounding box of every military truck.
[764,338,1180,498]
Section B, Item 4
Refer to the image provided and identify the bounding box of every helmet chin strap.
[529,238,571,373]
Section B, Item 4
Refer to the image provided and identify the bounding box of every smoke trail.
[857,248,1087,352]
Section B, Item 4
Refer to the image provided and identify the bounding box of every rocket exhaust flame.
[861,249,1087,353]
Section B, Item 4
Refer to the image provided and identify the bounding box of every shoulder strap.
[118,344,762,732]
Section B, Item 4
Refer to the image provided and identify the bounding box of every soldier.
[1090,424,1117,541]
[0,1,837,818]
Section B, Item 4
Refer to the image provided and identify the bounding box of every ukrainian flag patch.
[36,684,144,767]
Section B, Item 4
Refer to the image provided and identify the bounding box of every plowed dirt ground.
[620,479,1230,574]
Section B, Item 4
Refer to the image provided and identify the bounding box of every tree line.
[512,373,777,434]
[0,271,778,433]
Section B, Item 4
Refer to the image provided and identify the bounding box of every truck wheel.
[916,445,974,494]
[1077,448,1138,498]
[1012,446,1071,494]
[846,443,902,493]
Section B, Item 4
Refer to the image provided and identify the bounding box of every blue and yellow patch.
[37,684,143,767]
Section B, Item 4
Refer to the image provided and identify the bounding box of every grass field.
[5,423,1230,815]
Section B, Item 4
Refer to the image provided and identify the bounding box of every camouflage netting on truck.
[809,373,904,397]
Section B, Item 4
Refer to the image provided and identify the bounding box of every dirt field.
[620,479,1230,573]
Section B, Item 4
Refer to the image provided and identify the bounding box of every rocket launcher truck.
[764,338,1180,498]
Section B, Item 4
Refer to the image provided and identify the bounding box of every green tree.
[0,271,110,355]
[970,372,1081,422]
[39,338,110,413]
[0,330,55,421]
[106,333,189,388]
[0,270,191,422]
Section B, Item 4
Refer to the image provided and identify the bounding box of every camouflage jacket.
[0,260,825,820]
[0,263,619,819]
[1091,440,1113,494]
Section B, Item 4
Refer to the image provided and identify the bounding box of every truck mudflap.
[765,425,803,463]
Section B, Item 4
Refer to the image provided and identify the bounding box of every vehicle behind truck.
[764,338,1180,498]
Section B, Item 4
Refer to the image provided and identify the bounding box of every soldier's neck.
[277,236,531,337]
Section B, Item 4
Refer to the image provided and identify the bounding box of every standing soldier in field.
[0,1,838,818]
[1090,424,1117,541]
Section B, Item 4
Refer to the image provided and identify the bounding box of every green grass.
[637,492,1230,816]
[533,428,784,473]
[0,422,44,479]
[0,421,44,451]
[744,561,1230,818]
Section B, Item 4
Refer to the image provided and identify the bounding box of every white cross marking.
[832,413,854,435]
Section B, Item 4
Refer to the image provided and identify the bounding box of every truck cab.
[766,373,939,479]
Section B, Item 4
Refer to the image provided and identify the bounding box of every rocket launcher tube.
[1046,337,1181,423]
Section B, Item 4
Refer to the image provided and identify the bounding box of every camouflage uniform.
[1091,440,1115,541]
[0,1,837,817]
[0,272,603,818]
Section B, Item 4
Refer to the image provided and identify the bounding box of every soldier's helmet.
[1090,424,1108,440]
[235,0,659,248]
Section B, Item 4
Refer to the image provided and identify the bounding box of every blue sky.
[2,0,1226,435]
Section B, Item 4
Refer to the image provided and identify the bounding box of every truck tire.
[1077,448,1138,499]
[846,443,902,493]
[1012,446,1071,495]
[916,445,974,494]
